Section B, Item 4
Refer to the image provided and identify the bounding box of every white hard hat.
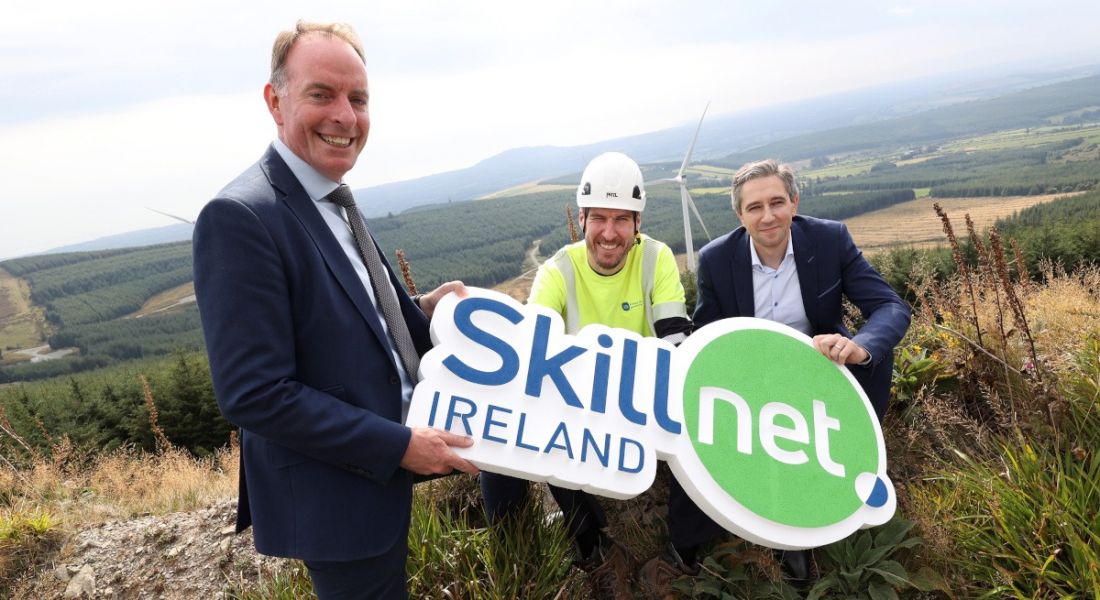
[576,152,646,212]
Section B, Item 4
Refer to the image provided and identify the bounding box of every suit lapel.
[731,231,755,317]
[791,218,820,332]
[260,147,394,358]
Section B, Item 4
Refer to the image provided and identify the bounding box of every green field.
[940,123,1100,153]
[687,164,735,176]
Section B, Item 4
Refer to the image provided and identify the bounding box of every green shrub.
[671,540,799,599]
[407,476,580,599]
[0,510,63,596]
[808,517,948,600]
[914,335,1100,598]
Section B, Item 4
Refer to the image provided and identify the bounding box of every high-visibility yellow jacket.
[528,234,688,341]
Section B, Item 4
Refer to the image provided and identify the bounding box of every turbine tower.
[666,102,712,273]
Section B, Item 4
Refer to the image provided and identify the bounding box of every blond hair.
[270,20,365,93]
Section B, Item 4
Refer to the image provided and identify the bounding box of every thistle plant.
[395,249,418,295]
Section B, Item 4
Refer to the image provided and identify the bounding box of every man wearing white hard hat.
[479,152,699,599]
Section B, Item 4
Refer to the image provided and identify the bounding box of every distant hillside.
[353,64,1100,217]
[17,63,1100,256]
[42,223,193,255]
[716,75,1100,166]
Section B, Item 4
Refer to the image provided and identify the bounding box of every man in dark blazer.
[193,21,476,600]
[687,158,911,584]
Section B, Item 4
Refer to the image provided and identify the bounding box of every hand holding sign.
[408,288,895,550]
[812,333,869,365]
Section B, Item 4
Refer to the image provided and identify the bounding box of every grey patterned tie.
[327,184,420,380]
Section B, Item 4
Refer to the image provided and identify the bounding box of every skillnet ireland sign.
[406,289,895,549]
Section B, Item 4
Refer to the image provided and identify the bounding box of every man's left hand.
[418,280,467,319]
[812,333,869,365]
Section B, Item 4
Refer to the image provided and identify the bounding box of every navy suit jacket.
[193,145,431,561]
[694,215,910,419]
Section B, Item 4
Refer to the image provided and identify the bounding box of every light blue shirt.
[272,139,415,421]
[749,236,812,336]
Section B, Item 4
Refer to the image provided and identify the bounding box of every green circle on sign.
[682,329,878,528]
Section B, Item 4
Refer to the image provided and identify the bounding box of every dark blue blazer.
[694,216,911,419]
[193,145,431,561]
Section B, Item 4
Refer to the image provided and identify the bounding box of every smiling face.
[264,34,369,182]
[580,207,640,275]
[737,174,799,263]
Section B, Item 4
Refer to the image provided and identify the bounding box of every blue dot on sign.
[773,302,778,306]
[865,477,888,508]
[621,302,630,311]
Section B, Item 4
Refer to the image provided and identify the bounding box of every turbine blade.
[680,185,695,272]
[677,101,711,178]
[683,186,712,241]
[146,206,195,225]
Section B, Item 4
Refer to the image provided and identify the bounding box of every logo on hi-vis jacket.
[406,288,895,550]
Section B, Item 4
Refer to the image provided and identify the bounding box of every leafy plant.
[671,540,800,600]
[918,346,1100,598]
[681,268,698,316]
[891,345,944,404]
[0,510,63,596]
[807,517,949,600]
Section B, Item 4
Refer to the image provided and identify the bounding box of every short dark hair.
[731,159,799,214]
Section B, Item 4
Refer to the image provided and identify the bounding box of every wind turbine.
[658,102,712,273]
[145,207,194,225]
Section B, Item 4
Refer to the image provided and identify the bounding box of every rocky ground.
[13,500,288,599]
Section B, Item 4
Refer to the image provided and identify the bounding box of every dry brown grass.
[1,444,238,529]
[894,211,1100,465]
[1024,264,1100,373]
[845,193,1075,253]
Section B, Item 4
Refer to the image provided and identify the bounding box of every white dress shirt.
[272,139,416,419]
[749,235,812,336]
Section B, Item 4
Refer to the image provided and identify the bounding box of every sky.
[2,0,1099,260]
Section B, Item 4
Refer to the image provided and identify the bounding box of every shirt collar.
[272,138,341,202]
[748,233,795,269]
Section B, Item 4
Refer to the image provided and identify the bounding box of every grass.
[479,182,574,200]
[844,193,1073,253]
[939,123,1100,154]
[0,443,239,527]
[0,509,62,595]
[0,267,47,356]
[798,124,1100,184]
[4,208,1100,597]
[690,186,732,195]
[879,202,1100,598]
[687,165,735,176]
[799,157,878,179]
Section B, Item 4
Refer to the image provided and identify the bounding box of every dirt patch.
[12,499,287,600]
[0,267,47,353]
[126,283,196,319]
[479,183,573,200]
[844,193,1073,253]
[493,239,545,301]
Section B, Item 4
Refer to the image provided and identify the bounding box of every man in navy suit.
[193,21,477,600]
[687,158,910,584]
